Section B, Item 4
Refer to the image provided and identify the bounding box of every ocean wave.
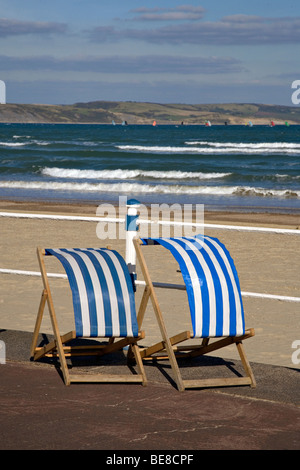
[0,139,49,147]
[274,174,300,180]
[13,135,31,139]
[186,141,300,149]
[1,180,298,198]
[0,141,28,147]
[117,143,300,155]
[117,145,197,153]
[41,167,231,180]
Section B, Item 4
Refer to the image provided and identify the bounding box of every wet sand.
[0,199,299,369]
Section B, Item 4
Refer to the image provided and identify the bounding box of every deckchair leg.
[134,239,185,392]
[131,343,147,386]
[236,341,256,388]
[30,289,47,357]
[136,285,151,329]
[36,247,71,385]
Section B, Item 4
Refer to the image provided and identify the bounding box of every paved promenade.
[0,329,299,451]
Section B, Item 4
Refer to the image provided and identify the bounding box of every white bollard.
[125,198,140,286]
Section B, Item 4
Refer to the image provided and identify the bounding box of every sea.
[0,122,300,213]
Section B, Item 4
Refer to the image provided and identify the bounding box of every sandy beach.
[0,199,299,370]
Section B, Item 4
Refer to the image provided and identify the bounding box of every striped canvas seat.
[140,236,245,338]
[45,248,138,338]
[31,247,146,386]
[134,235,255,391]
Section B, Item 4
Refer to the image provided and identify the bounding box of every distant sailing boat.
[285,121,290,127]
[122,120,128,126]
[205,120,211,127]
[248,121,253,127]
[270,120,275,127]
[112,120,116,126]
[152,120,157,126]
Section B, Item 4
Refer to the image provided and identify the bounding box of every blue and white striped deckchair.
[134,236,256,391]
[31,247,147,386]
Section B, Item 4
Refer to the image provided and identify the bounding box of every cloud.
[89,15,300,45]
[130,5,205,21]
[0,54,244,74]
[0,18,67,37]
[7,79,291,106]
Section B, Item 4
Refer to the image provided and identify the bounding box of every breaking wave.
[117,142,300,155]
[1,180,298,198]
[41,167,231,180]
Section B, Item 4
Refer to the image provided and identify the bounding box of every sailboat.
[205,120,211,127]
[285,121,290,127]
[152,120,157,126]
[270,120,275,127]
[112,120,116,126]
[122,120,128,126]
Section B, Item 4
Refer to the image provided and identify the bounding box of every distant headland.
[0,101,300,125]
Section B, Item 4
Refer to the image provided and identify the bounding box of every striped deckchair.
[134,235,256,391]
[31,247,147,386]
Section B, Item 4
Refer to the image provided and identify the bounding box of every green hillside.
[0,101,299,125]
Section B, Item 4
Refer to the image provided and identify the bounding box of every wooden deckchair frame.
[134,238,256,392]
[30,247,147,386]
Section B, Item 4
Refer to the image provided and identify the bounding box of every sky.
[1,0,300,105]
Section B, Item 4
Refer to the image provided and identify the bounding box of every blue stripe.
[202,236,237,335]
[87,249,138,337]
[174,238,210,337]
[45,249,84,337]
[192,236,224,336]
[196,235,245,336]
[102,249,138,337]
[63,249,99,337]
[149,238,197,332]
[126,214,139,231]
[141,238,197,333]
[143,238,210,336]
[141,236,245,338]
[45,248,138,338]
[80,249,113,337]
[98,250,129,337]
[184,237,223,337]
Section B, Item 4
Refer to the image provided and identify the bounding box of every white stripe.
[192,237,230,336]
[180,238,217,337]
[188,237,231,337]
[103,250,135,337]
[67,249,106,337]
[89,251,120,337]
[161,238,203,337]
[53,249,90,337]
[1,211,299,235]
[204,237,244,335]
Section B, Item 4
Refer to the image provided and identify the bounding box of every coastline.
[1,101,300,125]
[0,197,299,370]
[0,198,299,228]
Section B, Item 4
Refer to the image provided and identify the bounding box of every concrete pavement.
[0,329,299,451]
